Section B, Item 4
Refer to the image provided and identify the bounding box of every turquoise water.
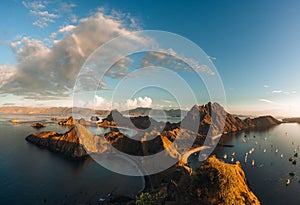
[0,115,144,205]
[189,123,300,205]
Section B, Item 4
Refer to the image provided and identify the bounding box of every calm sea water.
[2,114,300,205]
[189,123,300,205]
[0,115,144,205]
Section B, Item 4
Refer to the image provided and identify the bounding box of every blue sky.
[0,0,299,117]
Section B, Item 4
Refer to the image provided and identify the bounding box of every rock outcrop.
[26,127,87,159]
[137,156,261,205]
[244,115,280,128]
[98,110,164,130]
[188,156,261,204]
[90,116,100,121]
[31,122,46,129]
[104,130,179,158]
[58,116,76,126]
[182,102,280,136]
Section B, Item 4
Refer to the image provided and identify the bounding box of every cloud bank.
[0,9,137,100]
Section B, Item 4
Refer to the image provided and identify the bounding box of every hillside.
[138,156,260,205]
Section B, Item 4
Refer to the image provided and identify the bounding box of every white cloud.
[23,1,59,28]
[208,55,216,62]
[137,96,152,107]
[126,98,137,108]
[141,49,215,75]
[30,10,58,18]
[263,85,269,88]
[1,10,141,99]
[59,25,76,33]
[259,98,279,105]
[93,96,152,110]
[292,91,297,94]
[272,90,283,94]
[23,1,78,28]
[70,14,78,23]
[0,65,16,88]
[125,97,152,109]
[95,95,107,108]
[56,2,76,13]
[258,99,286,108]
[22,1,45,10]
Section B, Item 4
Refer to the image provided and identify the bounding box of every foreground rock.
[134,156,260,205]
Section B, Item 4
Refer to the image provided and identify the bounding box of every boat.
[286,179,291,186]
[244,154,248,164]
[11,119,20,124]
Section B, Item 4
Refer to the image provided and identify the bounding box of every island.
[25,102,280,204]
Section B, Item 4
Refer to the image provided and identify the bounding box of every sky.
[0,0,300,117]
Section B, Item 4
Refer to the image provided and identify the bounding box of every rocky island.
[25,102,281,161]
[25,102,281,204]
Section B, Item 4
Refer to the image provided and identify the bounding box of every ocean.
[189,123,300,204]
[1,114,300,204]
[0,115,144,205]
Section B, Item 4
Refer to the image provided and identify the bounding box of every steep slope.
[26,127,88,159]
[135,156,260,205]
[188,156,261,204]
[182,102,280,136]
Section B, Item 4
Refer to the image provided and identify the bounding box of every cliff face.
[26,127,88,159]
[182,102,280,136]
[26,124,112,159]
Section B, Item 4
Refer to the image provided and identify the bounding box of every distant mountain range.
[0,106,187,117]
[121,107,187,117]
[282,118,300,123]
